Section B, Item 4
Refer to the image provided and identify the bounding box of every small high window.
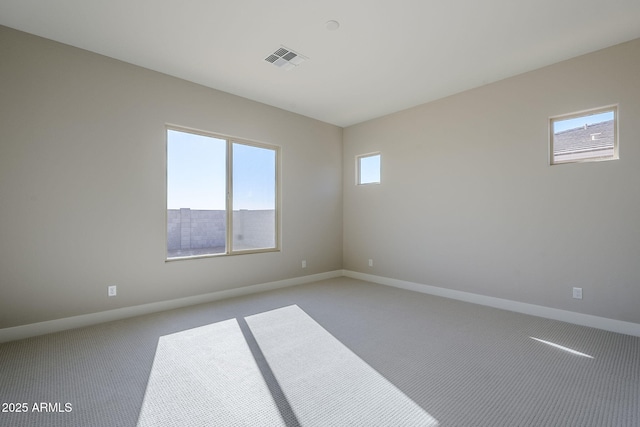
[550,106,618,165]
[357,153,381,185]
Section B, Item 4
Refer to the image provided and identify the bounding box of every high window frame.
[550,105,618,165]
[166,125,280,261]
[356,152,381,185]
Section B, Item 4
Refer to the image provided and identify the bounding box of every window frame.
[356,152,381,185]
[165,125,280,261]
[549,105,618,165]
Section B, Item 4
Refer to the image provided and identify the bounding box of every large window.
[166,127,279,260]
[550,106,618,165]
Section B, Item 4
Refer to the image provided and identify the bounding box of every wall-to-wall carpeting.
[0,278,638,426]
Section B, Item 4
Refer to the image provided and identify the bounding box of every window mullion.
[226,139,233,254]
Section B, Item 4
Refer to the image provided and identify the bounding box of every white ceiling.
[1,0,639,127]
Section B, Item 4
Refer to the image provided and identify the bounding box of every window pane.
[167,130,227,258]
[359,154,381,184]
[551,108,617,164]
[232,143,277,251]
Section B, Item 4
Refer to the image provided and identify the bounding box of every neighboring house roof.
[553,120,614,156]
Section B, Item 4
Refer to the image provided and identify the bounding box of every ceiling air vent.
[265,46,308,71]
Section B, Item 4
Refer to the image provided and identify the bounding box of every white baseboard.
[0,270,343,343]
[4,269,638,343]
[343,270,640,338]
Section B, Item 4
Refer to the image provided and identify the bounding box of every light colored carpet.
[136,318,286,427]
[245,305,437,426]
[136,305,437,426]
[0,277,638,426]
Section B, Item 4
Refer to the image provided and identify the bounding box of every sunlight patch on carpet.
[530,337,594,359]
[137,318,286,427]
[137,305,438,426]
[246,305,439,426]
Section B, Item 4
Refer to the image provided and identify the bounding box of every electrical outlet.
[302,260,307,268]
[368,259,373,267]
[108,285,117,297]
[572,287,582,300]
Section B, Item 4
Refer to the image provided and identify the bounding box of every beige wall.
[2,23,639,331]
[0,26,343,328]
[344,39,640,324]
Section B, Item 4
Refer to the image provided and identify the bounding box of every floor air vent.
[265,46,307,70]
